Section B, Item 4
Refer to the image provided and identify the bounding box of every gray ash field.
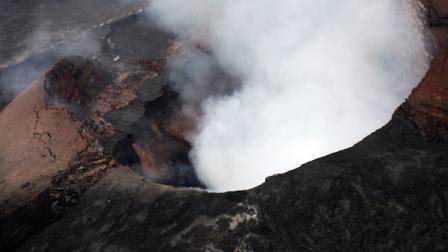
[0,0,148,108]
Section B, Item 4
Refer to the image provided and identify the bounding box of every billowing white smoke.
[149,0,429,191]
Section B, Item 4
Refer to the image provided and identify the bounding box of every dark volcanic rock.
[44,56,112,109]
[0,13,200,251]
[17,132,448,251]
[41,54,204,188]
[0,149,117,251]
[0,0,147,69]
[0,3,171,111]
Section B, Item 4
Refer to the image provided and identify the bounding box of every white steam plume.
[149,0,430,191]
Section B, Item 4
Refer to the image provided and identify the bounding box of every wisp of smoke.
[0,17,102,106]
[149,0,430,191]
[1,29,101,97]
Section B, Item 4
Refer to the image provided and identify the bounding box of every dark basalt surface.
[0,0,147,68]
[0,7,204,250]
[44,56,112,108]
[0,2,165,111]
[41,55,204,188]
[0,150,118,251]
[14,107,448,251]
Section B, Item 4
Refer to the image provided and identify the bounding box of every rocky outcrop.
[0,15,202,250]
[44,56,112,108]
[0,51,206,250]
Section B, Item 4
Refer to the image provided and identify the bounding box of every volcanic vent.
[149,0,430,191]
[42,55,206,188]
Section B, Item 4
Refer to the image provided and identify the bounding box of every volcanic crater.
[0,0,447,251]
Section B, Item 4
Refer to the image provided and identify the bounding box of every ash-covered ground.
[0,0,149,108]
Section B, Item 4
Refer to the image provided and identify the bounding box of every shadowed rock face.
[1,1,448,252]
[41,55,204,187]
[44,56,112,108]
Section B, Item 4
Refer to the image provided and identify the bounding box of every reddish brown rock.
[43,56,112,108]
[0,74,88,215]
[399,1,448,142]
